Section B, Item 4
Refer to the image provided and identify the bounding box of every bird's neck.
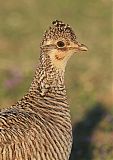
[29,52,66,97]
[27,53,72,159]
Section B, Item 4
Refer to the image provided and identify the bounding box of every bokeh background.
[0,0,112,159]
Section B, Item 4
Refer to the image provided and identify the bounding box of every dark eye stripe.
[57,41,65,48]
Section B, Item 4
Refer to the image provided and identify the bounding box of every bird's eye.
[57,41,65,48]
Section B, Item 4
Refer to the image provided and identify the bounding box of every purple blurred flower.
[4,68,23,90]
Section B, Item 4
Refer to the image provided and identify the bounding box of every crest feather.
[41,20,76,46]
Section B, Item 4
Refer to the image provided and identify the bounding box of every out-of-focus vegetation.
[0,0,112,159]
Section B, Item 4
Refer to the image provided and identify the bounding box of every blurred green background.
[0,0,112,159]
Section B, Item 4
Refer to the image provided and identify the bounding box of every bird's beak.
[74,42,88,51]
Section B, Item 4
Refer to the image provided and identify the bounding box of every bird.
[0,20,88,160]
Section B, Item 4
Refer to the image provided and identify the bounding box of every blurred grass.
[0,0,112,159]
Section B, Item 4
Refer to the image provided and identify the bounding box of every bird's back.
[0,92,72,160]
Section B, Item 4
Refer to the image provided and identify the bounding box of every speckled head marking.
[40,20,88,71]
[41,20,77,46]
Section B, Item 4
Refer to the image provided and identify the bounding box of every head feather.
[41,20,76,46]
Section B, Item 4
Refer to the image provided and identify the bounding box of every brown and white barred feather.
[0,91,72,160]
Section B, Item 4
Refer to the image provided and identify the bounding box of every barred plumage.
[0,20,88,160]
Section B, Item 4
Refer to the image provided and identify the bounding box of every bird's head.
[40,20,88,71]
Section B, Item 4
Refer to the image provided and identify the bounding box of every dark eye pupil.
[57,41,65,48]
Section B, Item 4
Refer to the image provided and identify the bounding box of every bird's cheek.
[55,52,66,60]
